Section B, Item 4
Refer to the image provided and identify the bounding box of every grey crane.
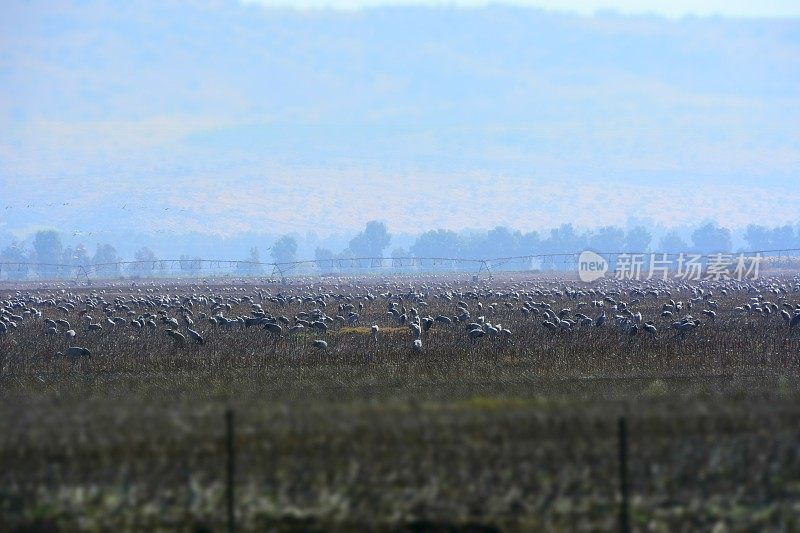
[187,328,204,345]
[58,346,91,358]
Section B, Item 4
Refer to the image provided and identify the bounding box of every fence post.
[226,408,236,533]
[618,416,630,533]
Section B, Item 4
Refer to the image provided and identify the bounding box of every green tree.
[31,230,64,277]
[410,229,461,268]
[349,221,391,257]
[270,235,298,263]
[314,247,335,273]
[93,244,120,276]
[588,226,625,252]
[0,241,30,280]
[238,246,263,275]
[73,244,90,266]
[520,231,541,270]
[520,231,541,254]
[744,224,771,250]
[132,247,158,277]
[658,232,688,253]
[625,226,652,253]
[391,247,411,271]
[179,255,203,274]
[1,241,28,263]
[770,225,796,250]
[32,230,63,265]
[541,224,588,255]
[691,222,732,253]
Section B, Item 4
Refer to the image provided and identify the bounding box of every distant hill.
[1,1,798,245]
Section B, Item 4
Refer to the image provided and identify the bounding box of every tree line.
[2,222,799,276]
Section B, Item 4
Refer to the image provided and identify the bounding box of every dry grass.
[1,273,800,530]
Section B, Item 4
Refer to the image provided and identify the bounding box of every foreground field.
[2,273,800,530]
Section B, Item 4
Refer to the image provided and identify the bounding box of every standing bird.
[371,325,379,341]
[187,328,204,345]
[542,320,558,332]
[412,339,422,352]
[165,329,186,346]
[468,328,485,338]
[595,312,606,328]
[264,322,283,335]
[58,346,91,358]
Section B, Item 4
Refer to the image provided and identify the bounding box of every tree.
[1,241,28,263]
[391,247,408,259]
[588,226,625,252]
[93,243,118,264]
[541,224,587,255]
[314,247,334,261]
[135,247,157,263]
[460,231,487,260]
[520,231,541,254]
[237,246,262,275]
[770,225,797,250]
[93,244,120,276]
[61,245,91,277]
[335,247,354,260]
[658,232,688,253]
[61,246,75,266]
[539,224,588,270]
[270,235,298,263]
[691,222,732,253]
[410,229,461,267]
[69,244,90,266]
[32,230,63,265]
[744,224,771,251]
[459,226,523,269]
[625,226,652,253]
[0,240,30,280]
[314,247,335,273]
[348,221,391,257]
[179,255,203,274]
[132,247,158,277]
[519,231,541,270]
[486,226,522,258]
[391,247,411,271]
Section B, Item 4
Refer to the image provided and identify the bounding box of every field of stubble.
[2,272,800,531]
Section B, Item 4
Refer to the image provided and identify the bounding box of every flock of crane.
[2,272,800,361]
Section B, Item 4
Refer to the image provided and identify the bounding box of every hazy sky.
[245,0,800,18]
[1,0,799,244]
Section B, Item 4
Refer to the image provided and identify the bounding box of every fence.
[2,248,800,282]
[219,410,634,532]
[5,400,797,531]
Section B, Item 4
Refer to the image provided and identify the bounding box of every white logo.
[577,250,608,282]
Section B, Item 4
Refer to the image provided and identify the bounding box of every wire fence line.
[2,248,800,282]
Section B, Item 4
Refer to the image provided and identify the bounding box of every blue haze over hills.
[1,1,798,260]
